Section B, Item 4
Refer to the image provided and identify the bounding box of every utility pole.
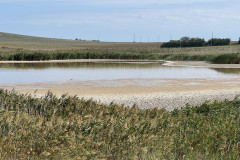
[133,33,135,43]
[148,34,149,43]
[211,32,213,46]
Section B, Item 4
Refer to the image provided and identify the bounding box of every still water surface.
[0,61,240,84]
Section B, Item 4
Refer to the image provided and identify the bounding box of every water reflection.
[0,61,240,84]
[212,68,240,75]
[0,61,164,70]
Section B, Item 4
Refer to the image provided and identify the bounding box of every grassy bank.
[0,48,213,61]
[210,53,240,64]
[0,89,239,159]
[1,46,240,63]
[1,48,240,64]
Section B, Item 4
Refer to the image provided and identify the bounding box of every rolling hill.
[0,32,96,50]
[0,32,160,50]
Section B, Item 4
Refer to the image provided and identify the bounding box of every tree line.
[161,36,231,48]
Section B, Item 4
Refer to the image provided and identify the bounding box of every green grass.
[0,89,239,159]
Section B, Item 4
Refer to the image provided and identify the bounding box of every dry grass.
[0,32,161,50]
[0,89,239,159]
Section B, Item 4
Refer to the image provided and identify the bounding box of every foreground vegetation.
[0,89,239,159]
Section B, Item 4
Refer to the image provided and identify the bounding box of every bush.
[208,38,230,46]
[161,37,206,48]
[161,40,181,48]
[161,37,231,48]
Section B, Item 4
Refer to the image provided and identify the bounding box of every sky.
[1,0,240,42]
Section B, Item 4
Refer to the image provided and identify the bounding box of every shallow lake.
[0,61,240,84]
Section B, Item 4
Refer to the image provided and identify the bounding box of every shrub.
[208,38,230,46]
[161,37,206,48]
[161,37,231,48]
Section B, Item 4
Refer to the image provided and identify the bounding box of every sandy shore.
[3,77,240,111]
[1,60,240,110]
[16,87,240,111]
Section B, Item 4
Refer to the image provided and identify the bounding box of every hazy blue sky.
[1,0,240,42]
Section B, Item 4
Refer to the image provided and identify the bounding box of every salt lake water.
[0,61,240,84]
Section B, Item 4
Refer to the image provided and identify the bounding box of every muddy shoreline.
[2,77,240,110]
[1,60,240,110]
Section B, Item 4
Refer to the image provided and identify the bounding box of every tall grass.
[210,53,240,64]
[1,47,240,63]
[0,89,239,159]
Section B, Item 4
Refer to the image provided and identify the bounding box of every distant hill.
[1,32,80,43]
[0,32,160,50]
[0,32,84,50]
[0,32,108,50]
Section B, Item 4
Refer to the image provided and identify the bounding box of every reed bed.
[0,89,239,159]
[1,46,240,63]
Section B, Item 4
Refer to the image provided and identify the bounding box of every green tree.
[207,38,230,46]
[161,37,206,48]
[180,36,190,42]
